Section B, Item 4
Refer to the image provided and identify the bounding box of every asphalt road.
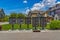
[0,31,60,40]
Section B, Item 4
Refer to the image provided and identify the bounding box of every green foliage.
[17,13,26,18]
[10,12,26,18]
[2,24,11,30]
[2,24,41,30]
[46,20,60,30]
[3,15,9,22]
[2,12,26,22]
[2,24,33,30]
[10,12,17,18]
[46,23,50,29]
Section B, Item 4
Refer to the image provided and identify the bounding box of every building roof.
[28,10,44,14]
[49,3,60,11]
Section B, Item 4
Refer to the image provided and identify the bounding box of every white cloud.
[23,0,27,3]
[33,3,41,7]
[25,0,57,14]
[57,1,60,4]
[31,0,57,11]
[31,3,41,11]
[31,3,44,11]
[25,8,30,14]
[43,0,57,7]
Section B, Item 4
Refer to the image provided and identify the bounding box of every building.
[0,9,5,22]
[0,9,5,18]
[27,3,60,21]
[48,3,60,20]
[28,10,53,22]
[28,10,45,17]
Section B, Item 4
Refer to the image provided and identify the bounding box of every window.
[56,4,60,8]
[49,11,55,15]
[55,9,60,14]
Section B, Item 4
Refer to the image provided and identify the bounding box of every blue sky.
[0,0,60,15]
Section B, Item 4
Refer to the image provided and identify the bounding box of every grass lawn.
[1,24,41,30]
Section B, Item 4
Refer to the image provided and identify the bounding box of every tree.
[3,15,9,22]
[49,20,60,30]
[17,13,26,18]
[10,12,17,18]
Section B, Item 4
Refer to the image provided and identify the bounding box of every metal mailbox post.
[17,17,24,30]
[9,17,16,30]
[25,17,31,29]
[40,17,47,30]
[32,17,39,30]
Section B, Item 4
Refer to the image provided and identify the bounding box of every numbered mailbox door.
[9,17,16,24]
[17,18,24,24]
[32,17,39,27]
[40,17,47,27]
[25,17,31,24]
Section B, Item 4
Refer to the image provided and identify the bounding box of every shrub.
[48,20,60,30]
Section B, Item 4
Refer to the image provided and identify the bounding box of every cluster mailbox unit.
[9,17,47,31]
[40,17,47,30]
[25,17,31,29]
[32,17,39,30]
[17,17,24,30]
[9,17,16,30]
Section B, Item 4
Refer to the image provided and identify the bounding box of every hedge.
[46,20,60,30]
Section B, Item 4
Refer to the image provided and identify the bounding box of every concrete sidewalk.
[0,30,60,33]
[0,22,9,25]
